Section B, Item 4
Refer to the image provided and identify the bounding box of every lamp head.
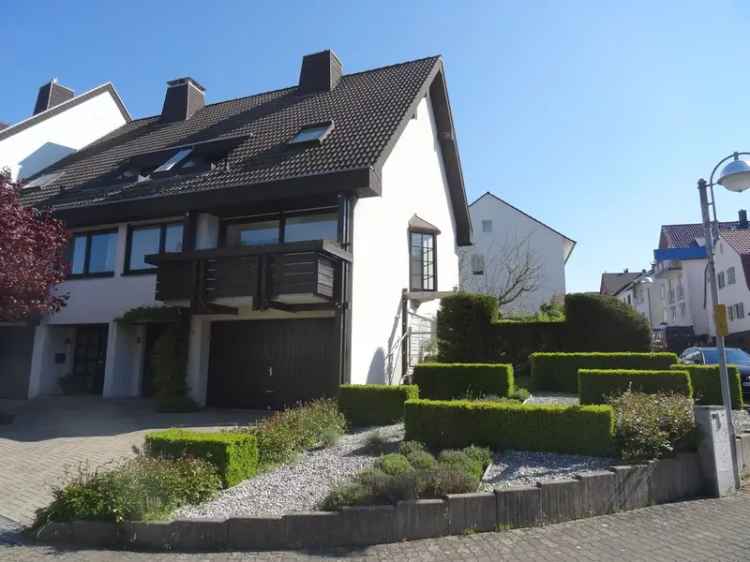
[718,154,750,192]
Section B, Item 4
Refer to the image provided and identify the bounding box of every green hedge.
[564,293,651,351]
[437,293,498,362]
[338,385,419,427]
[144,429,258,488]
[413,363,514,400]
[404,399,615,456]
[578,369,692,405]
[670,364,743,409]
[531,352,679,393]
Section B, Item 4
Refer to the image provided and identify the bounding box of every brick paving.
[0,397,264,525]
[1,494,750,561]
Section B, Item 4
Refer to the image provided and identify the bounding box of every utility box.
[694,406,736,497]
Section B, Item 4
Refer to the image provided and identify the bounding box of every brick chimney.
[739,209,748,229]
[33,79,75,115]
[298,50,342,93]
[160,77,205,123]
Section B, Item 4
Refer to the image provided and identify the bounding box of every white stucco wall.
[714,239,750,335]
[0,87,127,180]
[460,194,570,315]
[350,94,459,385]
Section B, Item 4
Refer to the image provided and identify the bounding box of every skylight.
[288,121,334,145]
[154,148,193,173]
[22,171,65,189]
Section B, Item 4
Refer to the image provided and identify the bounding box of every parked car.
[679,346,750,396]
[652,325,696,354]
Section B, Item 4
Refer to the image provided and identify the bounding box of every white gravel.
[173,424,404,520]
[480,450,614,490]
[524,393,580,406]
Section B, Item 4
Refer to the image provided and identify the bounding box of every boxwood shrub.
[578,369,692,405]
[338,384,419,427]
[404,399,615,456]
[670,364,743,409]
[531,352,679,393]
[144,429,258,488]
[413,363,514,400]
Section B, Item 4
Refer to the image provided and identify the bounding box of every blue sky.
[4,1,750,292]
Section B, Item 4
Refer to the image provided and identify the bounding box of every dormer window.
[153,148,193,173]
[288,121,334,145]
[22,171,65,190]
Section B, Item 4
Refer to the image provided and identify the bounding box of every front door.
[141,323,169,397]
[72,325,109,395]
[207,318,338,409]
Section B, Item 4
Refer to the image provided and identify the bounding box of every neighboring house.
[0,78,130,180]
[712,212,750,348]
[459,192,575,314]
[609,270,662,329]
[1,51,471,405]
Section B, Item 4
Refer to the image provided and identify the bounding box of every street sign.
[715,304,729,337]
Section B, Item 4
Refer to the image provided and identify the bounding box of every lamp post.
[697,151,750,491]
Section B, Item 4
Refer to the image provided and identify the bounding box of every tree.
[0,171,69,321]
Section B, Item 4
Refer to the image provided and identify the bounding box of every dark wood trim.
[182,211,199,252]
[407,230,437,292]
[67,271,115,280]
[124,220,183,275]
[335,193,355,385]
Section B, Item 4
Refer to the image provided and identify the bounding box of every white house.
[1,51,472,405]
[607,270,663,329]
[0,78,130,181]
[459,192,575,314]
[712,214,750,348]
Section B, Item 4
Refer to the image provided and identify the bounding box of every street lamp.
[697,151,750,491]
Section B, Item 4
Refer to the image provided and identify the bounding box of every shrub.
[509,387,530,402]
[33,456,221,527]
[437,293,498,362]
[564,293,651,352]
[610,391,697,461]
[670,364,743,409]
[406,450,437,470]
[531,352,679,393]
[419,465,478,497]
[414,363,514,400]
[578,369,692,405]
[320,482,374,511]
[375,454,413,476]
[404,399,615,456]
[145,429,258,488]
[462,445,493,469]
[399,440,426,457]
[338,385,419,427]
[437,450,483,480]
[492,321,567,368]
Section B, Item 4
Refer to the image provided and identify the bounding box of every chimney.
[298,50,342,93]
[33,79,75,115]
[160,77,205,123]
[740,209,748,229]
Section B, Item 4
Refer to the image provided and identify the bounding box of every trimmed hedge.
[413,363,514,400]
[565,293,651,352]
[437,293,498,362]
[404,399,615,456]
[670,364,743,409]
[144,429,258,488]
[338,385,419,427]
[531,352,679,393]
[578,369,692,405]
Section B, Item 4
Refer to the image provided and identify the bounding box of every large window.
[68,230,118,278]
[284,213,337,242]
[409,231,436,291]
[125,222,183,273]
[224,211,338,247]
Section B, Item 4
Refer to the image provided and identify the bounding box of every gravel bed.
[524,393,580,406]
[173,424,404,520]
[480,450,614,490]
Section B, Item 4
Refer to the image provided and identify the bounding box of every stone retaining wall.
[35,452,706,551]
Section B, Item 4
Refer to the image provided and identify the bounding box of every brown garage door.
[0,326,35,399]
[207,318,339,409]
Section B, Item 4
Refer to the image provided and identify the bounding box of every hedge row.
[670,364,743,409]
[404,399,615,457]
[144,429,258,488]
[338,385,419,427]
[578,369,692,405]
[413,363,514,400]
[531,352,679,393]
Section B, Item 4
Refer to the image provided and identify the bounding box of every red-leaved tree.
[0,172,70,321]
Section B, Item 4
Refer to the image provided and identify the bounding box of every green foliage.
[375,453,413,476]
[338,385,419,427]
[250,399,347,469]
[531,352,679,393]
[564,293,651,352]
[364,430,392,455]
[492,321,567,368]
[413,363,514,400]
[670,364,743,409]
[144,429,258,488]
[406,450,437,470]
[152,321,191,409]
[509,387,530,402]
[502,301,566,322]
[33,456,221,527]
[437,450,483,480]
[610,391,697,461]
[461,445,493,469]
[578,369,692,405]
[319,427,343,448]
[399,440,426,457]
[436,293,499,362]
[404,399,615,456]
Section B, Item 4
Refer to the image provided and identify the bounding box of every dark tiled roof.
[660,222,738,249]
[721,228,750,255]
[20,56,442,215]
[600,271,641,295]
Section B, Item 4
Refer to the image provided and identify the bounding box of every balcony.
[145,240,351,313]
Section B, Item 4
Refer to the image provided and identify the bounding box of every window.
[409,231,436,291]
[153,148,193,173]
[226,219,281,247]
[125,222,183,273]
[718,271,726,289]
[482,220,492,233]
[223,210,339,247]
[734,302,745,320]
[471,254,484,275]
[284,213,337,242]
[728,266,736,285]
[626,295,632,305]
[729,305,735,321]
[22,171,64,190]
[679,302,686,319]
[288,121,334,145]
[67,230,118,278]
[670,307,677,322]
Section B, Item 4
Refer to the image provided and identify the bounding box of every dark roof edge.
[0,83,131,143]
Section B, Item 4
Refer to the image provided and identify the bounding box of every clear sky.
[4,1,750,292]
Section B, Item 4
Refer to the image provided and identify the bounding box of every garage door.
[207,318,339,409]
[0,326,35,399]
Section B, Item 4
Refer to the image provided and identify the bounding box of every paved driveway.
[0,396,264,525]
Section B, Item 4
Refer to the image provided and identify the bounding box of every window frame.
[124,221,184,275]
[67,228,119,279]
[220,208,339,247]
[718,271,726,289]
[470,253,485,275]
[408,229,438,292]
[728,266,736,285]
